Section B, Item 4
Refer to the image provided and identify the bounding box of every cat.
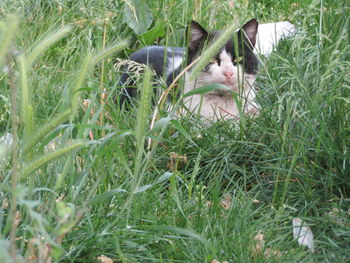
[119,19,259,121]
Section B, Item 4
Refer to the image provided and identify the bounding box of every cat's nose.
[223,71,234,78]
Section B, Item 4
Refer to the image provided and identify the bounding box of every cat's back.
[119,46,184,105]
[128,46,183,75]
[130,46,183,59]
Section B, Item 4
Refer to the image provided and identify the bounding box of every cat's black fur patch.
[119,46,183,105]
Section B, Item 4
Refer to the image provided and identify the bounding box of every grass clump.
[0,0,349,262]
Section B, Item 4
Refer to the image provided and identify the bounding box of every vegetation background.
[0,0,349,262]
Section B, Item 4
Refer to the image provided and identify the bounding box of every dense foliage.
[0,0,349,262]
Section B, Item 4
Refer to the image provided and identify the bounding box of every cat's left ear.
[238,19,258,47]
[188,21,208,51]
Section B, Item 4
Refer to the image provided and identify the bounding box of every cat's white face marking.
[183,49,257,121]
[207,49,242,90]
[186,49,247,94]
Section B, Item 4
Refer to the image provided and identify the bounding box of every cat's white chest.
[184,92,255,121]
[184,94,238,120]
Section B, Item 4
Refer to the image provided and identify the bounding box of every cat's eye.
[210,58,218,64]
[234,56,243,63]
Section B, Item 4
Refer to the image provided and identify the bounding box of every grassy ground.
[0,0,349,262]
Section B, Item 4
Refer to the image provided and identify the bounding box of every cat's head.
[186,19,258,92]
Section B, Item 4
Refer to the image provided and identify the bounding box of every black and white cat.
[120,19,259,121]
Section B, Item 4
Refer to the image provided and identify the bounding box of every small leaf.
[155,172,173,184]
[170,119,196,145]
[123,0,153,35]
[149,117,172,134]
[292,218,315,252]
[134,172,173,194]
[134,184,152,193]
[183,83,231,97]
[139,21,165,45]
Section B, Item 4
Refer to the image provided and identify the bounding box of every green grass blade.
[18,55,34,142]
[134,67,152,158]
[90,189,127,205]
[0,15,18,67]
[69,54,93,120]
[142,225,210,248]
[20,141,87,179]
[22,109,72,156]
[26,25,72,67]
[93,40,128,65]
[125,67,152,224]
[183,83,231,97]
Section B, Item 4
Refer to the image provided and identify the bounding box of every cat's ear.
[239,19,258,47]
[188,21,208,51]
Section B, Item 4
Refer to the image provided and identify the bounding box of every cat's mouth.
[218,80,238,89]
[223,81,235,86]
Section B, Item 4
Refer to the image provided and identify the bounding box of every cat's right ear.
[239,19,258,47]
[188,21,208,51]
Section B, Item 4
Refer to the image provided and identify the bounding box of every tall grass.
[0,0,349,262]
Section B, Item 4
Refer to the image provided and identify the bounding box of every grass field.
[0,0,349,262]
